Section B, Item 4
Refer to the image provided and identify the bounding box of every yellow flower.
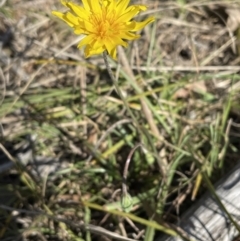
[52,0,155,59]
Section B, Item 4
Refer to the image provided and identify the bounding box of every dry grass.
[0,0,240,240]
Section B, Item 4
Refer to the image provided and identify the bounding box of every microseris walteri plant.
[52,0,155,59]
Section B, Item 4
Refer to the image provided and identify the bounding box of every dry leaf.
[226,7,240,32]
[173,81,207,99]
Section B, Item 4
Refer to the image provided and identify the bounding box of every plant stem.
[102,52,140,129]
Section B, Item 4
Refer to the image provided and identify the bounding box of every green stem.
[102,52,140,129]
[102,52,159,162]
[103,52,168,215]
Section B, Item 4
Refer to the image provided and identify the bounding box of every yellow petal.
[90,0,101,13]
[82,0,101,13]
[112,48,117,60]
[116,5,147,23]
[105,0,116,12]
[81,20,95,33]
[74,27,86,35]
[131,17,155,31]
[65,2,89,20]
[128,5,147,12]
[116,0,130,12]
[65,12,79,26]
[108,47,117,60]
[105,37,127,59]
[118,21,135,31]
[120,32,140,40]
[81,0,91,11]
[84,44,105,58]
[77,35,94,48]
[52,11,74,27]
[60,0,67,7]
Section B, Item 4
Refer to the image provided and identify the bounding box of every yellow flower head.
[52,0,155,59]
